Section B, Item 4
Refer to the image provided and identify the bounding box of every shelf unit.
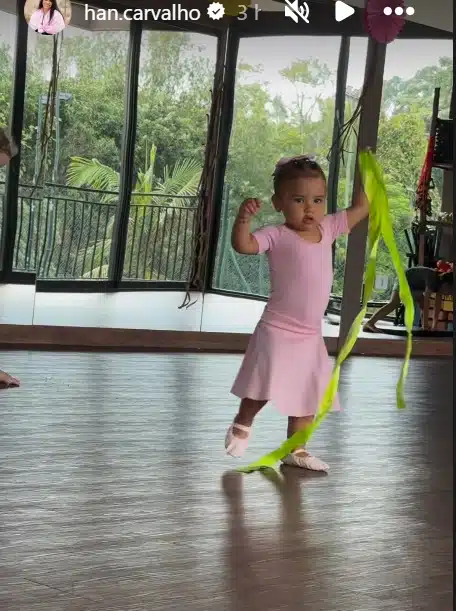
[416,87,453,266]
[395,88,453,331]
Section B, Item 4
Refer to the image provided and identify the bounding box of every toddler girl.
[225,155,369,472]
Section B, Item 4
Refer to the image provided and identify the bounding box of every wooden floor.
[0,351,453,611]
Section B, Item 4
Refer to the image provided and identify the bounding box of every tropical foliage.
[66,145,201,276]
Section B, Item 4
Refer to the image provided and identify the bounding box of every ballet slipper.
[282,449,329,472]
[225,422,252,458]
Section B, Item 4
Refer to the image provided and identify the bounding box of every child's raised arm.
[345,179,370,230]
[231,198,262,255]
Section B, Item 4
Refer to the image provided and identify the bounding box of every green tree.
[382,57,453,118]
[65,145,202,278]
[280,59,333,154]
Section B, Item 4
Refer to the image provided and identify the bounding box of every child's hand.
[238,198,261,220]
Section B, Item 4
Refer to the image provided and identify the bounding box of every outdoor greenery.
[0,27,452,295]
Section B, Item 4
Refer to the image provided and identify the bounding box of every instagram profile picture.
[24,0,72,36]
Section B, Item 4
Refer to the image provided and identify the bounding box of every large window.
[14,26,217,283]
[122,30,217,283]
[213,36,342,296]
[0,1,16,266]
[14,26,129,279]
[372,38,453,301]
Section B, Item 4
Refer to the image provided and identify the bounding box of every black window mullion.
[108,19,142,287]
[0,0,28,281]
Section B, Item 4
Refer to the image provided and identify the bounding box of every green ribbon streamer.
[238,150,414,474]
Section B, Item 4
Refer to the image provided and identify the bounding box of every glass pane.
[14,26,129,279]
[372,38,453,302]
[0,4,17,264]
[122,31,217,282]
[212,36,342,296]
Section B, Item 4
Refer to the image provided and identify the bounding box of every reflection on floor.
[0,351,452,610]
[325,311,410,340]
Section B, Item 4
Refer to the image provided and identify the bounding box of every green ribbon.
[238,150,414,474]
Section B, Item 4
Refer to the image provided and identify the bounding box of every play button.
[335,1,355,22]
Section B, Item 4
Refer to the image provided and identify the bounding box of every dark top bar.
[86,0,452,39]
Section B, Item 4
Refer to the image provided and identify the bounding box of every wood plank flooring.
[0,352,453,611]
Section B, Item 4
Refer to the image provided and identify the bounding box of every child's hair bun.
[274,154,317,174]
[272,155,326,192]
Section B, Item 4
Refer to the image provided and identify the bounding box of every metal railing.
[0,181,401,321]
[2,182,197,281]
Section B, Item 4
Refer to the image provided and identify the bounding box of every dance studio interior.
[0,0,453,609]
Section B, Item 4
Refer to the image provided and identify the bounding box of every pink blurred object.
[365,0,406,43]
[0,127,17,165]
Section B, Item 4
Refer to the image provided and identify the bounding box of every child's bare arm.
[346,184,370,230]
[231,198,262,255]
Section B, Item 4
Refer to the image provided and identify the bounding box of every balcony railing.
[1,182,198,282]
[0,181,397,319]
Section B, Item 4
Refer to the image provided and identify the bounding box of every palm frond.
[67,157,120,203]
[66,149,201,209]
[154,158,201,206]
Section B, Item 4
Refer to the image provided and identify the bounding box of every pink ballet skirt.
[231,319,339,417]
[231,211,350,417]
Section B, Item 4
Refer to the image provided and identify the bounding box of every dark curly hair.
[273,156,326,194]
